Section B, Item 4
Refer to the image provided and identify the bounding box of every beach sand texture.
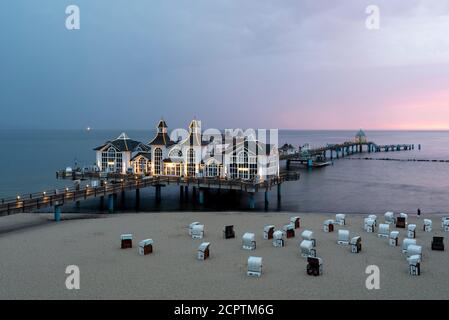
[0,212,448,299]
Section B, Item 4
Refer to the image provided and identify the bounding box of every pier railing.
[0,172,299,215]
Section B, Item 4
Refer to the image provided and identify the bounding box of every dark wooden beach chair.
[120,234,133,249]
[286,229,295,238]
[431,236,444,251]
[396,217,406,228]
[223,225,235,239]
[306,257,322,276]
[121,239,132,249]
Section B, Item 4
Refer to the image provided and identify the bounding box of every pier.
[0,171,299,218]
[281,141,416,169]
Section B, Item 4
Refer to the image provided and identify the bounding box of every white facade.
[95,119,279,180]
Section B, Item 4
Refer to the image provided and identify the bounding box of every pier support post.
[121,190,125,207]
[248,193,255,209]
[192,187,197,201]
[198,189,204,205]
[155,185,162,203]
[108,194,114,213]
[54,205,61,222]
[75,183,80,208]
[307,159,313,168]
[180,186,184,199]
[277,184,281,202]
[99,195,104,210]
[135,188,140,210]
[264,191,269,206]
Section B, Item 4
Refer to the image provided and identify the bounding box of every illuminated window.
[238,151,249,179]
[154,148,162,175]
[187,148,195,176]
[206,162,218,177]
[249,156,257,179]
[138,158,146,173]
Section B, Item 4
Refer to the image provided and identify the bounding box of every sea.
[1,129,449,215]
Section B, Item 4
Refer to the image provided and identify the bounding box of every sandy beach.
[0,211,448,300]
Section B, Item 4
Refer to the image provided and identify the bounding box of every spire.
[157,118,168,133]
[189,118,201,131]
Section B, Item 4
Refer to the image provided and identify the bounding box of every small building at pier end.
[355,129,367,143]
[94,119,279,181]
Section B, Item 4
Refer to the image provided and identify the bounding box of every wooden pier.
[281,141,416,169]
[0,171,300,218]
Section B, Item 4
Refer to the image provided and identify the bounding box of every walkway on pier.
[280,141,416,168]
[0,172,300,218]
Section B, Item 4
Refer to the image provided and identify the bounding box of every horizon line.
[2,127,449,132]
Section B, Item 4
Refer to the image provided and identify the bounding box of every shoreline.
[1,211,448,299]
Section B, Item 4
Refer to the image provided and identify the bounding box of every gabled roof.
[94,133,145,152]
[131,152,152,161]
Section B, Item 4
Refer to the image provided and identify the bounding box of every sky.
[1,0,449,130]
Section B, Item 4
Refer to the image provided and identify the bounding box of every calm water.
[1,129,449,214]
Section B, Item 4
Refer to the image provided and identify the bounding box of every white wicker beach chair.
[364,218,376,233]
[191,224,204,240]
[384,211,395,224]
[407,224,416,239]
[272,230,285,247]
[263,225,275,240]
[242,232,256,250]
[300,239,316,257]
[301,230,316,247]
[378,223,390,238]
[323,219,334,233]
[138,239,153,255]
[441,217,449,229]
[337,229,350,245]
[290,216,301,229]
[197,242,210,260]
[402,238,417,253]
[350,236,361,253]
[389,231,399,246]
[423,219,432,232]
[407,254,421,276]
[247,256,262,277]
[335,214,346,226]
[368,214,377,227]
[189,222,200,236]
[443,219,449,232]
[407,244,422,260]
